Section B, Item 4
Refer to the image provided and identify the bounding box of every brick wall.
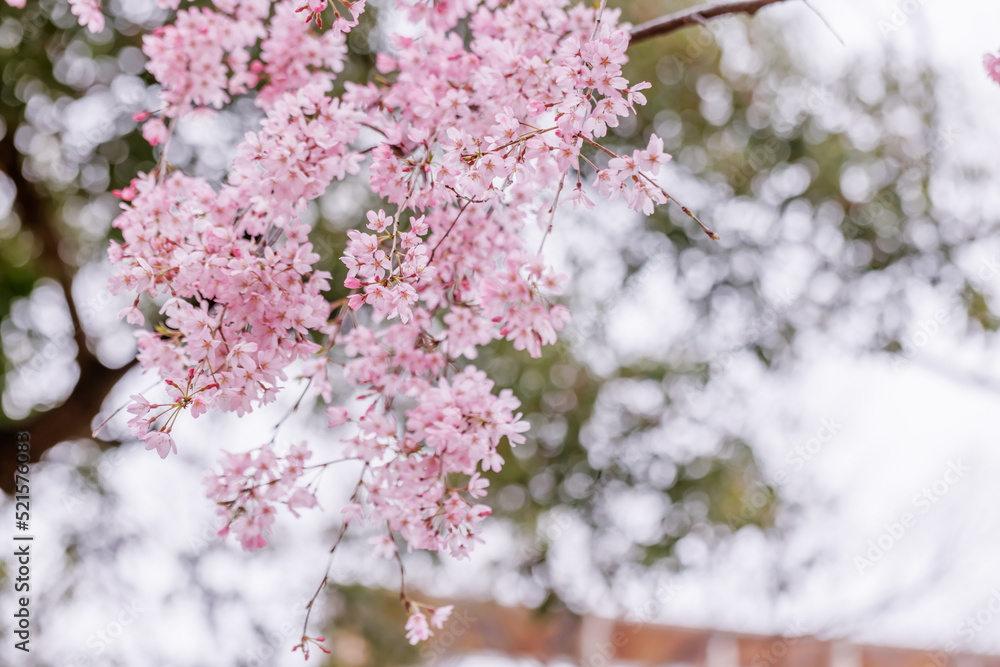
[418,601,1000,667]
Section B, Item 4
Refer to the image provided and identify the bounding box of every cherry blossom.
[143,430,176,459]
[9,0,717,650]
[404,610,431,644]
[404,602,454,644]
[986,51,1000,85]
[69,0,104,33]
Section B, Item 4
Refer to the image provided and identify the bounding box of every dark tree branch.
[0,129,136,494]
[629,0,792,44]
[0,131,88,360]
[0,359,136,493]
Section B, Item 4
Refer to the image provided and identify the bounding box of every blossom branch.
[538,173,566,254]
[429,200,471,262]
[393,529,408,604]
[581,137,719,239]
[5,0,705,643]
[629,0,792,44]
[297,466,368,657]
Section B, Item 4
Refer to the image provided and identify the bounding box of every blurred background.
[1,0,1000,665]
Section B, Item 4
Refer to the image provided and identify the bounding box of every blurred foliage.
[0,0,156,423]
[1,1,999,666]
[323,586,420,667]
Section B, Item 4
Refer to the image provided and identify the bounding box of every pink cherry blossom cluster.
[12,0,701,649]
[404,603,453,645]
[341,365,527,558]
[205,442,320,551]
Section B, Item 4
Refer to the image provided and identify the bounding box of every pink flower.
[141,118,169,147]
[68,0,104,33]
[564,184,595,210]
[126,394,152,419]
[375,53,396,74]
[467,473,489,499]
[404,611,431,645]
[430,605,453,629]
[985,52,1000,85]
[636,133,672,175]
[118,305,145,326]
[368,534,397,560]
[341,502,365,525]
[326,406,350,427]
[286,487,319,518]
[365,209,393,233]
[143,430,176,459]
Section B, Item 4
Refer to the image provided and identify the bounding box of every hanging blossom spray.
[11,0,716,654]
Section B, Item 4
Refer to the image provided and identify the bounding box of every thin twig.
[803,0,844,46]
[155,117,177,185]
[429,200,471,262]
[580,137,719,240]
[90,378,161,438]
[298,466,368,651]
[537,173,566,255]
[392,528,408,605]
[268,378,314,444]
[215,458,358,501]
[591,0,608,40]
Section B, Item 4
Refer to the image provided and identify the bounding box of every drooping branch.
[629,0,792,45]
[0,129,135,494]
